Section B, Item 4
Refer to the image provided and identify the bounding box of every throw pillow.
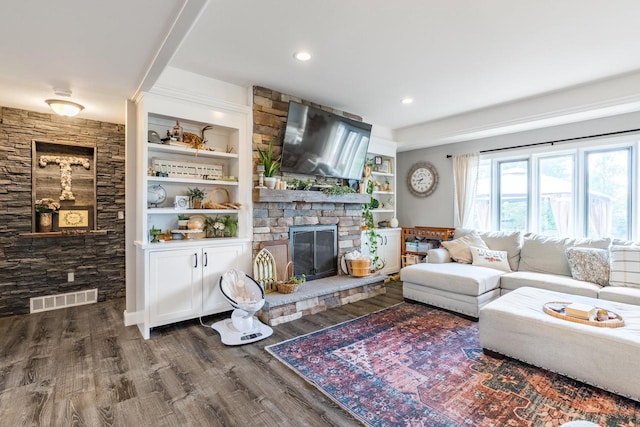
[455,229,523,271]
[565,247,610,286]
[609,245,640,288]
[470,246,512,272]
[441,232,488,264]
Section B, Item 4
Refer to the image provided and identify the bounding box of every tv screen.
[280,101,371,180]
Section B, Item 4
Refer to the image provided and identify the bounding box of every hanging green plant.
[362,179,381,270]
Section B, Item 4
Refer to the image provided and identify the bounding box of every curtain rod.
[445,127,640,158]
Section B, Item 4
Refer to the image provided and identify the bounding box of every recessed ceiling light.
[294,51,312,61]
[401,98,414,105]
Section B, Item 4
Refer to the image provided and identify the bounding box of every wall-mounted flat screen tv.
[280,101,371,180]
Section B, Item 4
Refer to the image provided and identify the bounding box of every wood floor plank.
[0,282,404,426]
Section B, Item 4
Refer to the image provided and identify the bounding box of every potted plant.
[204,216,226,238]
[257,141,281,189]
[186,187,205,209]
[34,198,60,232]
[222,214,238,237]
[177,214,189,230]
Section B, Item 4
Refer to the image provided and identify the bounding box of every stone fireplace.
[251,87,387,325]
[252,189,369,275]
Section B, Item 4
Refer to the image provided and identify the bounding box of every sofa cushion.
[598,286,640,306]
[455,228,522,271]
[565,247,609,287]
[441,232,488,264]
[609,245,640,288]
[500,271,601,298]
[518,234,611,277]
[470,247,512,272]
[400,263,503,297]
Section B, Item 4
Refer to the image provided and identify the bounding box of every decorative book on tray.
[565,302,596,320]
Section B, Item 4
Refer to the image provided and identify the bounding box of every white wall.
[397,110,640,229]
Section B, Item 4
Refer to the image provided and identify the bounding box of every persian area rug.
[266,303,640,427]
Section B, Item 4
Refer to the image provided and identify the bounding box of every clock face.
[407,162,438,197]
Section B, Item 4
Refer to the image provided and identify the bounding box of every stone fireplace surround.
[252,87,387,324]
[252,189,386,325]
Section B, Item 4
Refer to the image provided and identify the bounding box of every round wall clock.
[407,161,438,197]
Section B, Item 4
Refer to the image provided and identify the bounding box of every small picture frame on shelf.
[374,156,382,165]
[174,195,190,209]
[56,206,94,231]
[379,160,391,173]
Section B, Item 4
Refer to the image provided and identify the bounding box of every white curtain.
[453,153,480,228]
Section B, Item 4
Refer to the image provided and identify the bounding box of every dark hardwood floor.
[0,280,404,426]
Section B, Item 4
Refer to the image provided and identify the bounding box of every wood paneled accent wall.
[0,107,125,316]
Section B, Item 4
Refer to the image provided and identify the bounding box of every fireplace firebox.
[289,225,338,280]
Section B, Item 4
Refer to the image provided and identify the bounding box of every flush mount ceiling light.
[293,51,312,61]
[45,88,84,117]
[401,98,414,105]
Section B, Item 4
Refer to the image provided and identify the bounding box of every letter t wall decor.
[31,140,97,232]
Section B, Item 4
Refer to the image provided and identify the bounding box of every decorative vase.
[177,219,188,230]
[193,200,202,209]
[37,212,53,233]
[264,176,277,189]
[390,217,399,228]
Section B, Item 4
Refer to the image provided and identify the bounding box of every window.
[498,160,528,232]
[477,137,636,240]
[538,155,575,237]
[585,148,631,239]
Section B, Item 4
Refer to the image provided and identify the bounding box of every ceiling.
[3,1,640,148]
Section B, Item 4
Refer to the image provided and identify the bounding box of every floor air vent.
[30,289,98,313]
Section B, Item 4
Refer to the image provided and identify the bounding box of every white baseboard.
[123,309,143,326]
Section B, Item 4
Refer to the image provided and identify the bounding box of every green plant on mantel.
[289,179,314,190]
[256,141,281,177]
[362,179,382,270]
[322,184,356,196]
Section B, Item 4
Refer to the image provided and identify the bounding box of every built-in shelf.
[253,188,370,204]
[20,230,109,238]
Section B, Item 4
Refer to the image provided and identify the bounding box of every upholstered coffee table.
[479,287,640,402]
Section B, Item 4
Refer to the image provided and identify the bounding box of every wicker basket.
[276,281,300,294]
[276,261,300,294]
[203,188,242,210]
[348,259,371,277]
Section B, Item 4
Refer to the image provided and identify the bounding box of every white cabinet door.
[361,228,401,274]
[202,244,246,315]
[149,248,202,326]
[379,228,401,274]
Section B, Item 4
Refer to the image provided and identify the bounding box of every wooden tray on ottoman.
[543,302,625,328]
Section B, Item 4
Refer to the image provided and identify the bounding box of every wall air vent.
[30,289,98,313]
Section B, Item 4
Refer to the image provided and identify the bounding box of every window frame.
[477,134,638,240]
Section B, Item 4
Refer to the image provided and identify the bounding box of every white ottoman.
[479,287,640,402]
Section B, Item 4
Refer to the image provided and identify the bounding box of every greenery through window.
[472,138,636,240]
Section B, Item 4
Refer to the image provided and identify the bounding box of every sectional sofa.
[400,228,640,318]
